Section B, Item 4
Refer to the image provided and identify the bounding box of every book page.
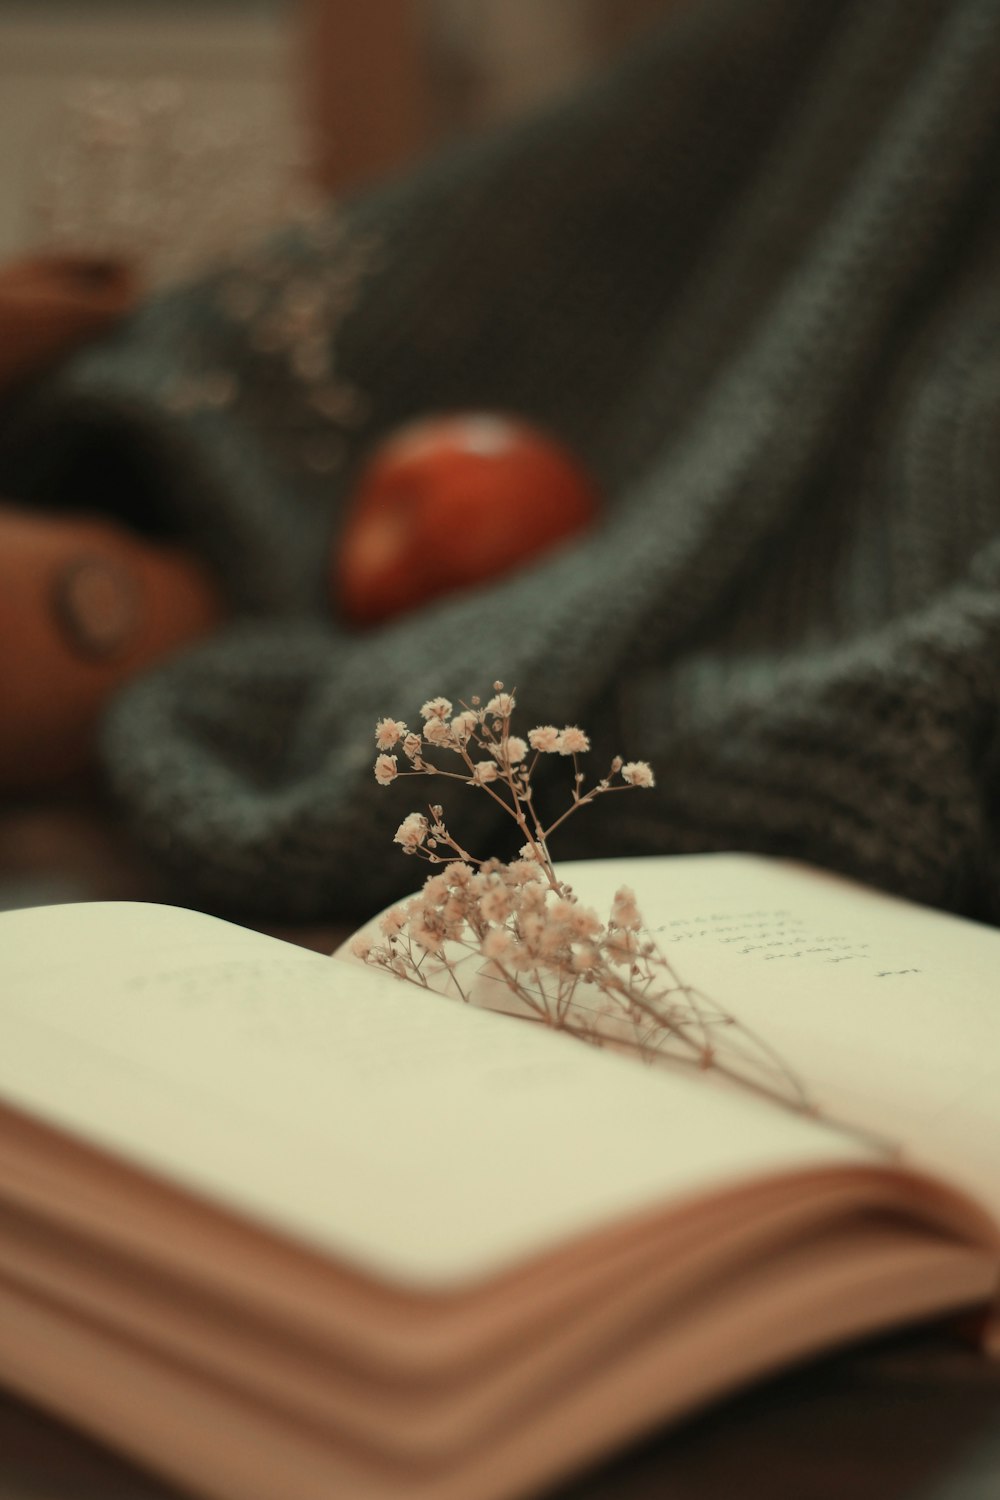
[0,900,878,1290]
[556,856,1000,1213]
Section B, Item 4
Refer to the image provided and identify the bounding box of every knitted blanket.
[4,0,1000,924]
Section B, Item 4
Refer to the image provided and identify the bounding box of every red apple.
[334,413,600,625]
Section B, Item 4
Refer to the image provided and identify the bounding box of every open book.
[0,853,998,1500]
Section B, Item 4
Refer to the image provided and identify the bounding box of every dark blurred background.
[0,0,679,264]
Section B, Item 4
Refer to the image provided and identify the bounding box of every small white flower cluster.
[360,684,664,1027]
[393,812,428,852]
[370,683,654,881]
[354,682,810,1116]
[353,857,651,997]
[527,724,590,755]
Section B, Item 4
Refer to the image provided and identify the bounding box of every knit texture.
[4,0,1000,923]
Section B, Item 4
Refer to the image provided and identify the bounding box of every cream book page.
[0,900,878,1291]
[554,856,1000,1213]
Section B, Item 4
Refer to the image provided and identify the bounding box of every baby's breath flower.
[421,871,452,904]
[394,812,428,851]
[350,933,374,960]
[423,717,454,747]
[620,760,655,787]
[491,735,528,767]
[379,906,407,937]
[408,916,446,955]
[420,697,452,721]
[360,685,806,1121]
[611,886,642,930]
[482,928,514,961]
[519,880,548,912]
[605,928,639,964]
[572,943,598,973]
[478,884,511,924]
[528,725,561,752]
[568,903,602,939]
[374,754,398,785]
[450,710,479,741]
[442,892,467,926]
[558,726,590,755]
[375,718,406,750]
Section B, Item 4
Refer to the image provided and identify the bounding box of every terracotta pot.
[0,506,224,789]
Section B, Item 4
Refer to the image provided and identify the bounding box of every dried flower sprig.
[369,683,655,893]
[355,684,812,1115]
